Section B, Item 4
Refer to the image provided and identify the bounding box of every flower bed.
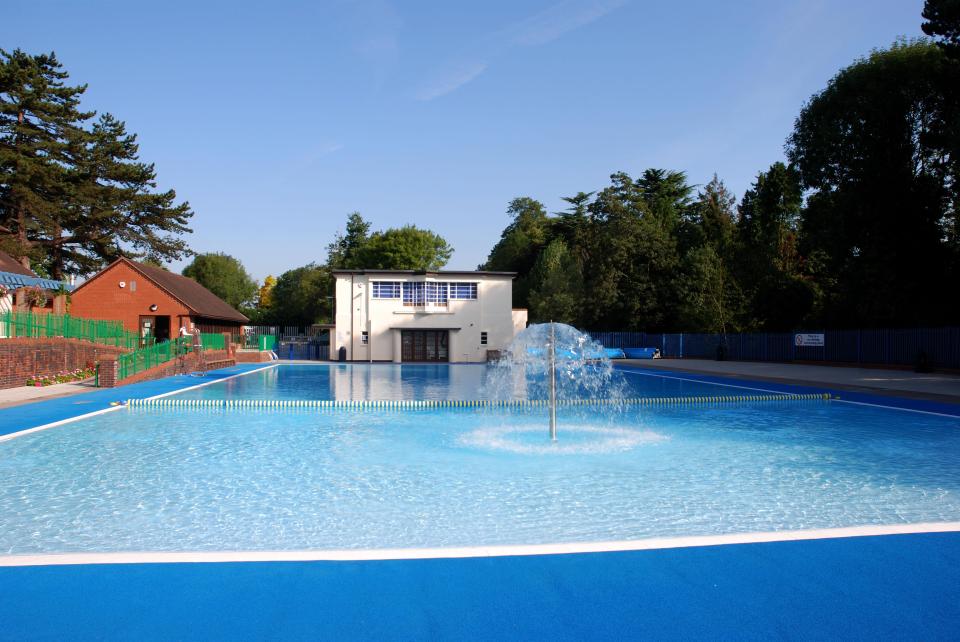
[25,364,97,387]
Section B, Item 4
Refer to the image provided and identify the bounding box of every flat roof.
[331,269,516,278]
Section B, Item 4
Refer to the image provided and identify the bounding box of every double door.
[400,330,448,362]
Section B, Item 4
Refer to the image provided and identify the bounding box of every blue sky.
[4,0,925,281]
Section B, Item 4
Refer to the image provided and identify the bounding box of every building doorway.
[400,330,449,362]
[139,315,171,342]
[153,315,170,341]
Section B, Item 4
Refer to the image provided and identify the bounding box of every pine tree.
[1,51,193,278]
[0,49,92,270]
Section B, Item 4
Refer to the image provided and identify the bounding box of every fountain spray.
[549,321,557,441]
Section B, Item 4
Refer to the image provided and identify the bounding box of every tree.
[684,174,736,252]
[182,253,258,309]
[258,275,276,309]
[483,197,552,308]
[787,39,960,326]
[268,263,332,325]
[358,225,452,271]
[922,0,960,59]
[0,50,193,278]
[528,238,583,324]
[326,212,371,269]
[732,162,811,330]
[0,49,91,271]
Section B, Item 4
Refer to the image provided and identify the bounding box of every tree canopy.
[0,49,193,278]
[182,252,258,309]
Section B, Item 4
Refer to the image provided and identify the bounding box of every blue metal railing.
[589,327,960,368]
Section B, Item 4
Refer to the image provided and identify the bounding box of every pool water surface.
[1,364,958,555]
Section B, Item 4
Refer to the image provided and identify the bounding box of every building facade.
[70,258,248,341]
[332,270,527,363]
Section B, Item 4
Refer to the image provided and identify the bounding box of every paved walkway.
[626,358,960,402]
[0,379,97,409]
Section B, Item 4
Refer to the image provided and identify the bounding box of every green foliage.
[182,253,258,309]
[787,39,960,326]
[922,0,960,59]
[326,212,371,269]
[528,239,583,324]
[482,197,552,308]
[0,49,193,279]
[267,263,332,326]
[358,225,452,271]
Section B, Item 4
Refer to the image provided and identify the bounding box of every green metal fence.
[0,310,148,349]
[118,337,192,380]
[259,335,276,351]
[200,332,226,351]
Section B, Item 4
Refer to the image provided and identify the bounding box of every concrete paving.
[0,379,97,409]
[625,358,960,402]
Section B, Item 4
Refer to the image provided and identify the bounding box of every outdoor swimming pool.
[1,364,959,555]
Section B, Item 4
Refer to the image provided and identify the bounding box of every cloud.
[415,0,626,101]
[508,0,628,47]
[415,61,489,101]
[302,143,344,163]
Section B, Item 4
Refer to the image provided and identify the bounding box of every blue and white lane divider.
[124,392,832,410]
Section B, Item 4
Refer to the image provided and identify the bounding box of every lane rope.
[124,392,832,410]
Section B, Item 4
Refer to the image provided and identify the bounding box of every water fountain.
[463,322,664,453]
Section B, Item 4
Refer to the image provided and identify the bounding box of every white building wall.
[332,273,520,363]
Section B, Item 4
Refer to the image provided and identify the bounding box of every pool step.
[124,392,832,410]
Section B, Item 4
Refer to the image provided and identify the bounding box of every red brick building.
[70,258,248,341]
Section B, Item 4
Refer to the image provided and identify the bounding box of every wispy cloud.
[416,0,627,101]
[508,0,628,47]
[301,143,344,164]
[416,62,489,101]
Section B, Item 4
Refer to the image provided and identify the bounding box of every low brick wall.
[235,350,274,363]
[100,350,235,388]
[0,338,127,390]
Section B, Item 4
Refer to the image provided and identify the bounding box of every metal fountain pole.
[549,321,557,441]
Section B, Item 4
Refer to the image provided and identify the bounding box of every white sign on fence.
[794,333,825,347]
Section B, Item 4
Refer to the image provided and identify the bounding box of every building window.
[449,282,477,300]
[480,331,488,345]
[361,331,369,344]
[426,282,448,304]
[402,282,425,306]
[372,281,401,299]
[402,282,449,306]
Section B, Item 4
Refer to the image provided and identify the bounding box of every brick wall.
[235,350,274,363]
[0,338,127,389]
[70,262,193,335]
[99,349,235,388]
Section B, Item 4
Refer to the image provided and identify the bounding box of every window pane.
[449,282,477,300]
[426,282,448,303]
[372,281,401,299]
[402,282,424,305]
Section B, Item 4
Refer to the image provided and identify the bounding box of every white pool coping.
[3,522,959,567]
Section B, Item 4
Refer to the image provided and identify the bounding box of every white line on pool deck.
[0,364,278,443]
[619,367,960,418]
[3,522,959,567]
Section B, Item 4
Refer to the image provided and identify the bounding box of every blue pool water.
[1,364,959,555]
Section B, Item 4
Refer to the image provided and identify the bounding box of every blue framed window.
[372,281,401,299]
[426,282,448,304]
[448,282,478,300]
[402,282,425,306]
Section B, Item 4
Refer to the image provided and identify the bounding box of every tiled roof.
[0,250,38,277]
[133,261,249,323]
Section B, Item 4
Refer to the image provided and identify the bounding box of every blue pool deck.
[1,363,959,639]
[2,533,959,640]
